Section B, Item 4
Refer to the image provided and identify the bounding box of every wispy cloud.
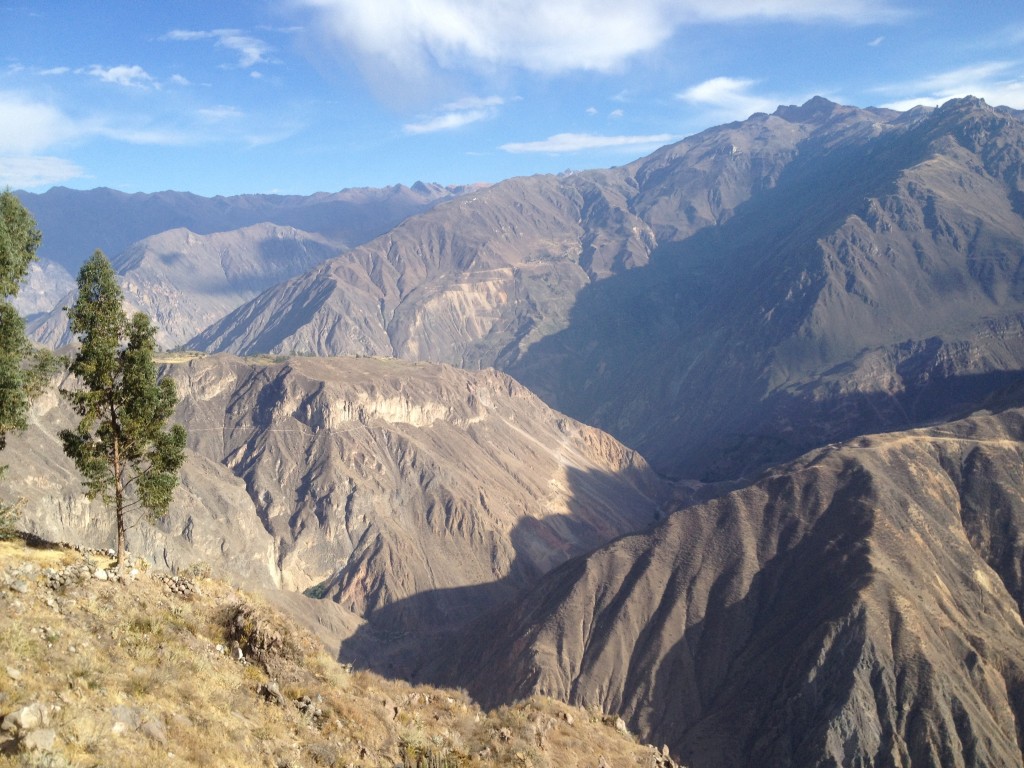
[500,132,677,154]
[0,155,84,189]
[40,66,70,76]
[876,61,1024,110]
[198,105,245,123]
[164,28,271,68]
[677,76,783,121]
[868,36,885,46]
[404,96,504,134]
[0,88,294,190]
[294,0,904,78]
[83,64,156,89]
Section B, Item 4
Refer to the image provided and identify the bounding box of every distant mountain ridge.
[27,223,341,349]
[16,182,480,348]
[15,181,478,273]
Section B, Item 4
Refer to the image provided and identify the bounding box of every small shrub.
[181,560,211,580]
[0,497,23,540]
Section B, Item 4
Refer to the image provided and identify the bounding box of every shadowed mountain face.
[447,404,1024,768]
[6,355,667,637]
[513,97,1024,479]
[188,97,1024,479]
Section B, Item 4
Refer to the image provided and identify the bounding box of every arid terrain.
[8,96,1024,767]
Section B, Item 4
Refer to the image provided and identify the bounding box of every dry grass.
[0,535,671,767]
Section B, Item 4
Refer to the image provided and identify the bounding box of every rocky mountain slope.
[189,97,1024,480]
[5,354,667,645]
[446,402,1024,767]
[514,96,1024,479]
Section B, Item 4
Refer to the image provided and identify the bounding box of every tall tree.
[0,189,41,451]
[61,251,186,566]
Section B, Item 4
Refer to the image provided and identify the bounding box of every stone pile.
[40,564,93,591]
[158,574,200,598]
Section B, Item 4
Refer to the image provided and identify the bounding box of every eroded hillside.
[5,354,667,657]
[447,404,1024,767]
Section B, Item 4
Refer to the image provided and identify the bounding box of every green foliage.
[0,302,30,450]
[0,189,40,298]
[60,251,187,564]
[0,189,42,453]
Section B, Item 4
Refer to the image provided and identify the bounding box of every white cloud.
[679,0,905,23]
[198,106,244,122]
[83,64,155,88]
[164,29,210,42]
[40,66,70,76]
[170,74,191,86]
[868,36,884,46]
[0,155,84,189]
[0,92,78,153]
[215,31,272,67]
[500,132,677,153]
[164,28,271,68]
[294,0,903,77]
[404,96,504,134]
[677,76,782,121]
[876,61,1024,110]
[609,109,624,118]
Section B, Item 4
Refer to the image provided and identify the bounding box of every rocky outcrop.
[452,404,1024,767]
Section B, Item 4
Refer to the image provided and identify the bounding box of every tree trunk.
[116,508,126,568]
[111,411,126,569]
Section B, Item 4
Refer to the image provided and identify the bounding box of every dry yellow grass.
[0,536,675,767]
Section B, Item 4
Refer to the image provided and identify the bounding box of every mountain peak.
[772,96,842,123]
[935,94,992,118]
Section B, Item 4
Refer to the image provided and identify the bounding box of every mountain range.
[14,181,476,341]
[178,96,1024,482]
[10,96,1024,767]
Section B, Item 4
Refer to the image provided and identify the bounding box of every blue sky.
[2,1,1022,196]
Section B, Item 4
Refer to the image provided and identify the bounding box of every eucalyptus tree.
[0,189,41,452]
[61,251,186,566]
